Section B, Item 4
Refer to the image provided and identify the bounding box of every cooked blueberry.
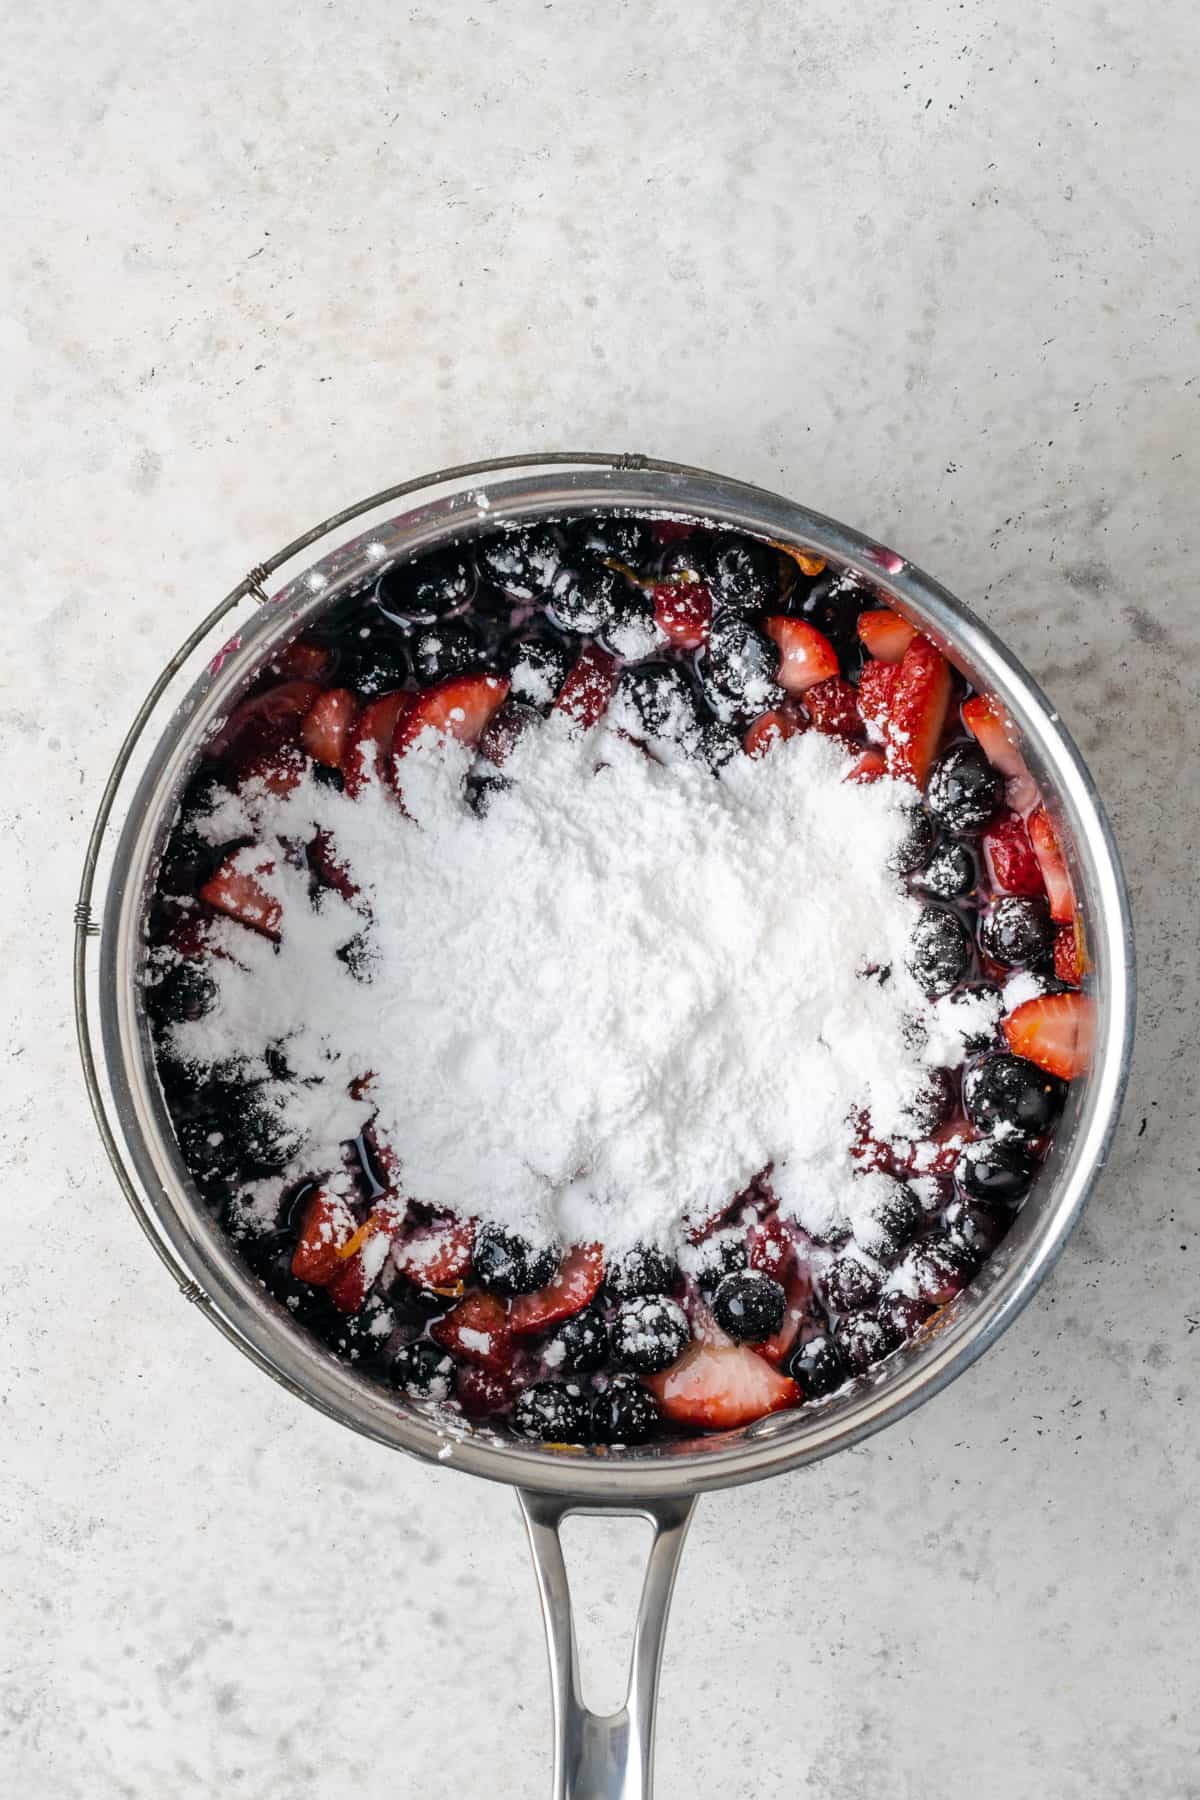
[901,1068,955,1136]
[849,1178,921,1263]
[893,1234,974,1307]
[793,574,872,658]
[834,1310,901,1375]
[918,840,976,900]
[570,515,653,567]
[954,1139,1037,1203]
[176,1109,242,1182]
[549,562,621,635]
[697,614,782,721]
[697,721,739,770]
[610,1295,690,1374]
[507,634,570,709]
[943,1198,1006,1266]
[553,1305,609,1374]
[694,1232,748,1299]
[237,1090,307,1173]
[615,663,698,742]
[311,762,345,791]
[607,1245,678,1300]
[713,1271,786,1342]
[787,1333,849,1397]
[979,897,1055,968]
[331,1297,395,1365]
[346,633,411,699]
[394,1338,457,1401]
[465,773,511,817]
[377,549,474,621]
[148,960,218,1026]
[591,1375,661,1445]
[926,744,1002,834]
[412,618,487,684]
[877,1290,935,1338]
[477,702,539,767]
[908,907,972,998]
[963,1052,1065,1138]
[476,527,565,600]
[474,1226,561,1296]
[890,807,936,876]
[822,1252,882,1314]
[702,535,777,615]
[602,591,661,662]
[512,1380,590,1443]
[179,765,231,826]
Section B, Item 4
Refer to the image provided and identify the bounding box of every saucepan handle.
[517,1488,697,1800]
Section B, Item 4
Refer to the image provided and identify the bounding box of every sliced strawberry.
[430,1291,514,1374]
[764,617,840,695]
[291,1189,355,1286]
[647,1338,800,1430]
[652,578,712,649]
[238,739,307,797]
[1054,922,1085,986]
[857,609,917,663]
[337,1195,407,1265]
[962,694,1037,813]
[982,812,1045,897]
[885,636,953,787]
[328,1251,370,1313]
[393,1218,477,1289]
[1004,991,1094,1080]
[744,707,805,758]
[301,687,359,769]
[554,645,619,728]
[394,674,510,758]
[344,690,412,797]
[199,853,281,937]
[856,659,899,734]
[456,1365,514,1417]
[206,680,321,762]
[747,1215,794,1281]
[509,1243,605,1336]
[269,640,332,682]
[752,1273,812,1367]
[804,674,860,739]
[846,749,887,784]
[1027,807,1075,923]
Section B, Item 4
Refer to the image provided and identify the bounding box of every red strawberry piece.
[747,1215,794,1280]
[962,693,1037,813]
[764,616,840,695]
[1004,992,1094,1081]
[478,702,539,768]
[430,1291,514,1374]
[752,1273,812,1367]
[509,1243,605,1336]
[199,853,282,937]
[743,707,805,758]
[301,687,359,769]
[308,829,360,902]
[646,1337,800,1430]
[804,674,860,739]
[1027,807,1075,923]
[652,578,712,649]
[846,749,887,784]
[982,812,1045,897]
[206,680,321,762]
[270,641,333,682]
[456,1365,514,1418]
[364,1122,403,1190]
[857,608,917,663]
[393,1218,477,1289]
[394,674,510,758]
[855,658,898,734]
[1053,919,1086,986]
[328,1251,370,1314]
[892,1115,974,1177]
[885,635,953,787]
[238,739,308,797]
[344,690,413,797]
[554,645,619,728]
[291,1189,355,1286]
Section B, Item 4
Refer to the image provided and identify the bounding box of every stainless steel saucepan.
[75,454,1135,1799]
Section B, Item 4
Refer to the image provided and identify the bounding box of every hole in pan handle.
[518,1490,697,1800]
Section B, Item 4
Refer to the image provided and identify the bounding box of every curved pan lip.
[97,465,1136,1500]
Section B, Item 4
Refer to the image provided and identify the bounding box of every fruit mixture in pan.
[146,514,1093,1445]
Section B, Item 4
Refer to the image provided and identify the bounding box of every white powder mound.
[165,717,981,1254]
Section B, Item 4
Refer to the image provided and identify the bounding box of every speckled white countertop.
[4,3,1197,1795]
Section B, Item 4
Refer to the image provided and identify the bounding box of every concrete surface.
[3,2,1197,1796]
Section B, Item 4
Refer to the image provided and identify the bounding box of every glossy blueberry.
[176,1107,242,1183]
[890,807,937,875]
[697,721,739,770]
[394,1338,457,1401]
[547,561,621,635]
[345,632,411,700]
[697,614,782,721]
[147,960,218,1026]
[954,1139,1037,1204]
[610,1295,690,1374]
[979,897,1055,969]
[926,743,1003,834]
[850,1178,922,1264]
[877,1289,935,1339]
[694,1232,748,1299]
[602,591,661,662]
[908,907,972,998]
[507,634,571,710]
[606,1245,678,1301]
[943,1198,1007,1266]
[712,1271,786,1342]
[337,930,378,985]
[834,1310,901,1375]
[591,1375,661,1445]
[615,663,698,741]
[901,1067,955,1137]
[822,1252,882,1315]
[787,1333,849,1397]
[963,1052,1065,1138]
[570,515,653,567]
[412,618,487,684]
[702,535,777,615]
[553,1305,609,1374]
[476,527,565,600]
[474,1226,561,1296]
[377,549,474,621]
[918,840,976,900]
[792,574,872,658]
[893,1234,974,1307]
[237,1090,307,1173]
[512,1380,590,1443]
